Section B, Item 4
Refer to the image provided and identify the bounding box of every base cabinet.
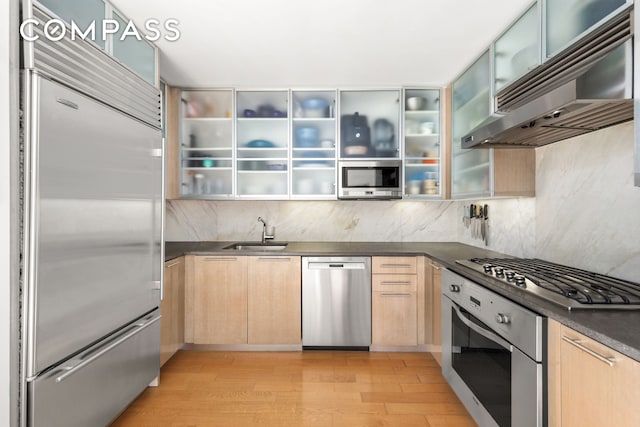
[371,257,423,347]
[161,257,185,366]
[185,255,301,346]
[247,256,301,345]
[188,256,248,345]
[425,259,443,365]
[548,319,640,427]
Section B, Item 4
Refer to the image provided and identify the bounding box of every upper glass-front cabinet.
[339,90,401,159]
[291,90,337,199]
[494,3,540,92]
[403,88,442,198]
[35,0,158,86]
[112,12,157,85]
[37,0,106,49]
[180,90,234,199]
[235,90,289,198]
[546,0,627,57]
[451,51,493,198]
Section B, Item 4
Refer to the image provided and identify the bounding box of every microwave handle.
[452,305,513,352]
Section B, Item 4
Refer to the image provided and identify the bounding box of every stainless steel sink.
[222,242,288,251]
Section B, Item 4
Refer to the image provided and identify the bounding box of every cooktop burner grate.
[458,258,640,309]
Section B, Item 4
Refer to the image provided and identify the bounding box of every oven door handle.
[452,305,513,352]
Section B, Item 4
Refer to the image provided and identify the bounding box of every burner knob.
[449,284,461,293]
[514,276,527,288]
[494,267,504,277]
[496,313,510,324]
[505,271,516,281]
[483,264,493,273]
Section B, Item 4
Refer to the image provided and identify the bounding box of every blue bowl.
[246,139,275,148]
[302,98,329,110]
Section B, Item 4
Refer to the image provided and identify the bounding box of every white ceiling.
[110,0,533,88]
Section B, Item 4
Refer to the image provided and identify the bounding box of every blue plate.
[246,139,276,148]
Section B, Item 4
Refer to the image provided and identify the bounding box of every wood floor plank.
[110,351,475,427]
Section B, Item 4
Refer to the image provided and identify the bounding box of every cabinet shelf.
[404,110,439,116]
[405,133,440,138]
[183,117,232,122]
[237,170,288,174]
[237,117,288,122]
[456,162,491,175]
[183,167,232,171]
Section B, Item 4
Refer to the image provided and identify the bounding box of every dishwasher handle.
[308,262,367,270]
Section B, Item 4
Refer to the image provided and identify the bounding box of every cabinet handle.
[430,264,442,270]
[257,257,291,261]
[380,293,412,297]
[561,336,616,367]
[165,261,181,269]
[203,257,237,262]
[380,281,411,286]
[381,264,412,268]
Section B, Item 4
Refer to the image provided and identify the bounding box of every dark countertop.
[165,240,640,362]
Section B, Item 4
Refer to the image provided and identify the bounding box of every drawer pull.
[562,336,616,367]
[165,261,181,268]
[381,281,411,286]
[380,293,412,297]
[430,264,442,270]
[381,264,412,268]
[203,257,237,262]
[257,257,291,261]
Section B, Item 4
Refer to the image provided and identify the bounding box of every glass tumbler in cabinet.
[180,90,234,198]
[403,88,441,198]
[291,90,337,199]
[236,90,289,198]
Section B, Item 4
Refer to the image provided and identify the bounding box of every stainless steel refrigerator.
[21,71,163,426]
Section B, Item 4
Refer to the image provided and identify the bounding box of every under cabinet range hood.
[462,6,634,150]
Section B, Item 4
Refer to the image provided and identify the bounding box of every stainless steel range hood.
[461,4,635,150]
[462,40,633,149]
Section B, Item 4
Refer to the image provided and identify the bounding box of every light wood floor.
[111,350,477,427]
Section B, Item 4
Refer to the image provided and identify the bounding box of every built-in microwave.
[338,160,402,200]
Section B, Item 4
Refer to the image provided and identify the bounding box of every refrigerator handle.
[55,314,161,383]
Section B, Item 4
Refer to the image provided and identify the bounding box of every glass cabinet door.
[112,12,157,85]
[37,0,106,49]
[546,0,627,58]
[339,90,401,159]
[451,51,493,198]
[494,3,539,92]
[291,90,337,199]
[403,88,441,198]
[236,90,289,198]
[180,90,234,198]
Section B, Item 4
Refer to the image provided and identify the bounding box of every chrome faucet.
[257,217,274,243]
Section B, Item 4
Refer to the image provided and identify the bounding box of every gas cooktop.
[456,258,640,310]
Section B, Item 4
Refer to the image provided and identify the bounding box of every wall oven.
[338,160,402,199]
[441,269,546,427]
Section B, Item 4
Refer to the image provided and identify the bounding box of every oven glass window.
[451,307,511,426]
[343,167,399,188]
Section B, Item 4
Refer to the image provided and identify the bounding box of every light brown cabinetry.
[186,256,248,345]
[164,85,181,199]
[548,319,640,427]
[425,259,443,365]
[160,257,185,366]
[372,257,424,347]
[247,256,301,345]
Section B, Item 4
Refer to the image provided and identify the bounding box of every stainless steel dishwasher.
[302,257,371,349]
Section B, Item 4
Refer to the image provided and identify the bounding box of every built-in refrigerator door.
[24,74,162,378]
[28,310,160,427]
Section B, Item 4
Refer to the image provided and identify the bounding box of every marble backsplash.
[165,122,639,282]
[165,199,460,243]
[535,121,640,282]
